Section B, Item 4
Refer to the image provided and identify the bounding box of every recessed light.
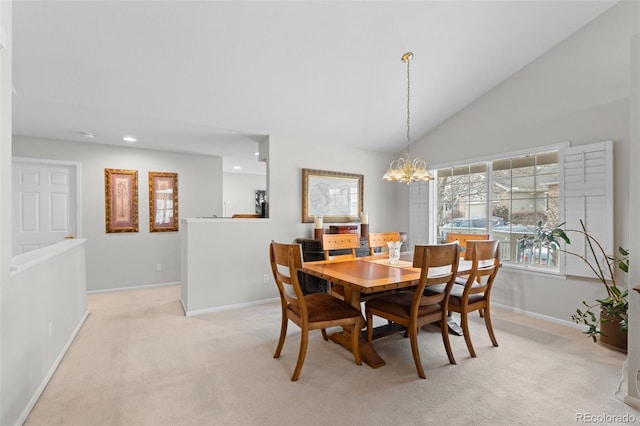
[81,132,94,139]
[254,152,259,156]
[233,166,241,170]
[123,136,136,142]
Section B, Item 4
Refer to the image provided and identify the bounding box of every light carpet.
[25,285,638,426]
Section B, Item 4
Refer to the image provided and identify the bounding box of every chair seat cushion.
[366,292,442,319]
[289,293,363,323]
[423,284,485,305]
[454,276,468,286]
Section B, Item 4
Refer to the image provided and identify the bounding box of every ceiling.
[11,1,618,175]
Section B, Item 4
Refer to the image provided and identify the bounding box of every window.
[490,151,559,267]
[436,152,559,269]
[428,141,613,275]
[437,163,489,241]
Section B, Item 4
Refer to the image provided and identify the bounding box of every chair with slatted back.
[269,241,364,381]
[368,232,401,256]
[322,233,360,260]
[424,240,501,358]
[364,243,460,379]
[321,234,360,299]
[445,232,489,256]
[446,232,489,289]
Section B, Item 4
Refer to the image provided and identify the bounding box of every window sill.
[501,262,567,279]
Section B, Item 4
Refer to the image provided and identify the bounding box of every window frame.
[429,142,569,275]
[424,140,614,278]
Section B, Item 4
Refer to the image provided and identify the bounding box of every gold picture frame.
[302,168,363,223]
[149,171,178,232]
[105,168,138,233]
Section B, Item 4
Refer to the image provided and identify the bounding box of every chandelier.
[382,52,433,184]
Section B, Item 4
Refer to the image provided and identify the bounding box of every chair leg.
[440,316,457,365]
[274,314,288,358]
[404,325,416,339]
[366,309,374,342]
[291,326,309,381]
[321,328,329,341]
[483,306,499,347]
[350,322,362,366]
[409,323,426,379]
[460,309,477,358]
[479,308,485,318]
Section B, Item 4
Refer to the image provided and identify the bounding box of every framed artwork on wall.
[105,168,138,233]
[148,171,178,232]
[301,168,363,223]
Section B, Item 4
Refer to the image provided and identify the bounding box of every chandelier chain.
[406,55,411,148]
[381,52,433,183]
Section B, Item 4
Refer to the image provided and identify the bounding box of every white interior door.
[12,160,78,255]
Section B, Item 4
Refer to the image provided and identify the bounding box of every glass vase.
[387,241,402,264]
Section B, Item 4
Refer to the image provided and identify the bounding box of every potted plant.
[530,220,628,350]
[517,221,565,265]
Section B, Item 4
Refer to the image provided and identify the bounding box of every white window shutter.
[562,140,614,277]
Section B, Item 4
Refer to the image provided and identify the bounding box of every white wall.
[12,136,223,292]
[0,1,12,424]
[223,172,265,217]
[180,136,399,313]
[410,0,639,403]
[3,240,88,426]
[626,32,640,408]
[411,0,637,320]
[268,135,401,240]
[12,133,400,302]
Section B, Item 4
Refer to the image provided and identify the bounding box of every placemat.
[367,259,415,268]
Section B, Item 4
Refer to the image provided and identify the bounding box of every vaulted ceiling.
[12,1,618,174]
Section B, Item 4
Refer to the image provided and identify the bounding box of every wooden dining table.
[299,252,474,368]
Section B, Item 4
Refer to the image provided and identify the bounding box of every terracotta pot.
[599,311,627,352]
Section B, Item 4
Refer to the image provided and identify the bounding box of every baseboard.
[624,395,640,410]
[87,281,180,295]
[492,302,587,331]
[184,297,279,317]
[15,310,90,426]
[179,297,187,316]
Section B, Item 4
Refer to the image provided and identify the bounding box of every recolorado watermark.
[576,413,637,423]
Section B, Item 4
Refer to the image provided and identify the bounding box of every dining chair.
[445,232,489,257]
[368,232,401,256]
[445,232,489,287]
[423,240,501,358]
[322,233,360,260]
[365,243,460,379]
[322,234,361,299]
[269,241,364,381]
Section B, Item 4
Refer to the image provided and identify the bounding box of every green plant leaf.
[551,228,570,244]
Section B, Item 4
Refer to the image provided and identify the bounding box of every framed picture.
[302,168,363,223]
[148,171,178,232]
[105,168,138,233]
